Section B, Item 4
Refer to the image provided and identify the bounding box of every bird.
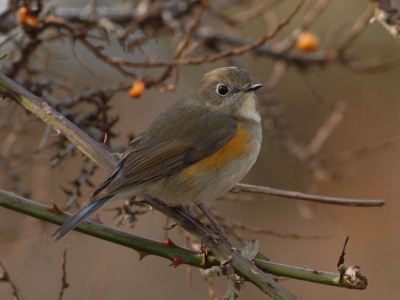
[52,66,262,241]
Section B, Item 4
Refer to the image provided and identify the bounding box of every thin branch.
[100,0,304,69]
[307,101,347,157]
[174,0,208,58]
[206,205,330,240]
[322,134,400,166]
[0,71,117,173]
[337,5,374,53]
[156,0,209,87]
[58,244,70,300]
[0,260,21,300]
[234,183,385,207]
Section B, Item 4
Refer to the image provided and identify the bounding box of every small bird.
[52,66,262,241]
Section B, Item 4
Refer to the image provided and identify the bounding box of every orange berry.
[17,7,28,24]
[296,31,320,52]
[25,14,38,28]
[129,79,146,98]
[17,7,38,28]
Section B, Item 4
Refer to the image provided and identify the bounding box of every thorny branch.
[0,190,368,293]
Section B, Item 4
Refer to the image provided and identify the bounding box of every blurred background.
[1,0,400,299]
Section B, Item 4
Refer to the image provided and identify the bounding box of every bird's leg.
[197,203,232,247]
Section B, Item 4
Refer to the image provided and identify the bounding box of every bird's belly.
[148,127,261,205]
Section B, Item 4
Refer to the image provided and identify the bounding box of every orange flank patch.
[182,123,253,178]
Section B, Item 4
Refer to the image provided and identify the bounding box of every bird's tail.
[51,197,110,241]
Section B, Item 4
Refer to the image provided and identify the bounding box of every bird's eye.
[217,85,229,96]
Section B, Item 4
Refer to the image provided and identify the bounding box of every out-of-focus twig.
[205,205,330,240]
[0,260,21,300]
[307,101,347,157]
[322,135,400,167]
[58,244,70,300]
[0,71,117,173]
[338,6,374,53]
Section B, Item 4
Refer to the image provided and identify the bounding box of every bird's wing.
[86,106,237,204]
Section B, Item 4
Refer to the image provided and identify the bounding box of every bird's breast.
[182,122,258,177]
[147,120,261,205]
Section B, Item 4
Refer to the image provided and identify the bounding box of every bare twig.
[58,244,70,300]
[307,101,347,157]
[0,260,21,300]
[338,6,374,53]
[205,205,330,240]
[200,269,220,300]
[233,183,385,207]
[322,135,400,166]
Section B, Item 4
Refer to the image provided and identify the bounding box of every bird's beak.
[245,83,263,92]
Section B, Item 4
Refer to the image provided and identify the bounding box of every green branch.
[0,188,366,290]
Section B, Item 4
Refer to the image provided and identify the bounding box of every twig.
[234,183,385,207]
[322,135,400,166]
[206,205,330,240]
[0,260,21,300]
[174,0,208,58]
[307,101,347,157]
[58,244,70,300]
[200,269,220,300]
[301,0,332,29]
[337,6,374,53]
[156,0,209,86]
[110,0,305,69]
[0,71,117,173]
[226,0,280,25]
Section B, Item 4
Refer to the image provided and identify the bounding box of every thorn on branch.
[90,213,104,224]
[49,200,64,214]
[169,256,188,268]
[137,251,148,261]
[161,237,180,248]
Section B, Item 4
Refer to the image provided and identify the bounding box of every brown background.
[1,1,400,299]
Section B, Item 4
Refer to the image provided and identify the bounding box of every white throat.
[238,92,261,122]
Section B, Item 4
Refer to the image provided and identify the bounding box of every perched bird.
[52,66,262,241]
